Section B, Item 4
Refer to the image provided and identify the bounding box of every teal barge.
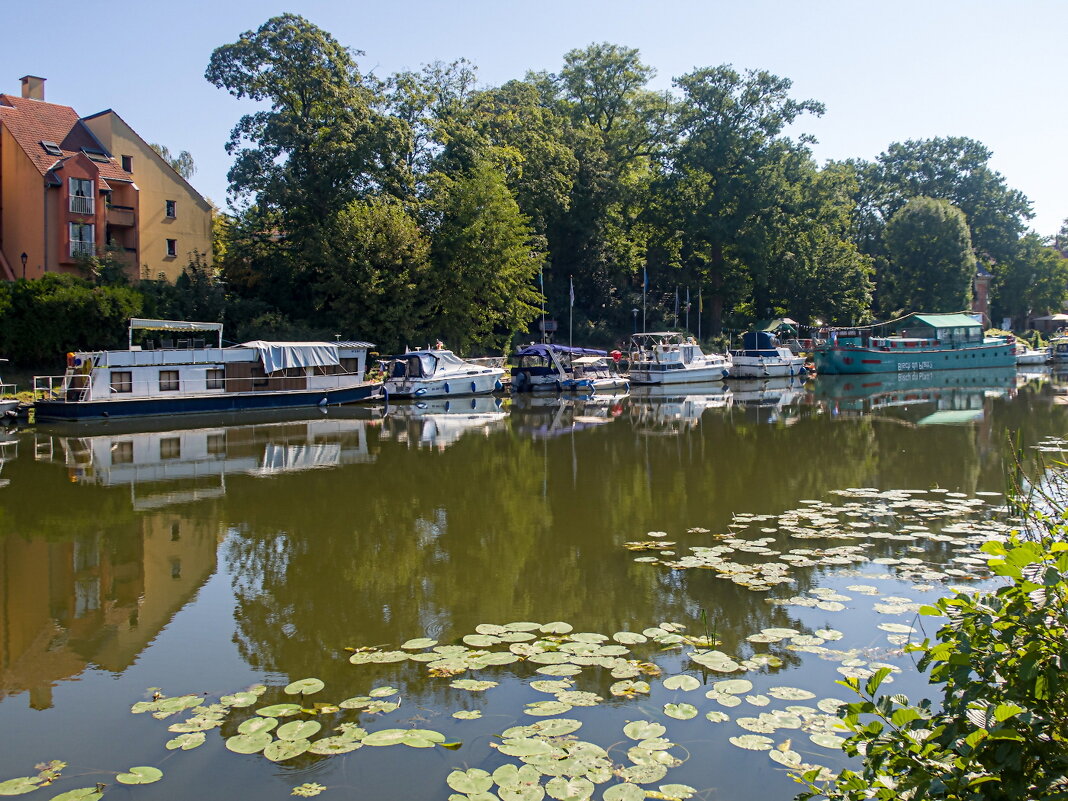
[812,313,1015,375]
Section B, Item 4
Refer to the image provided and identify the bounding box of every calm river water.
[0,367,1065,801]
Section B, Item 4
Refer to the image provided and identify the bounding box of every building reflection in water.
[0,413,376,708]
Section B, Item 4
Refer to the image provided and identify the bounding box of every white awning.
[239,341,343,374]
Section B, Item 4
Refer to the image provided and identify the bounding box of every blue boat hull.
[813,342,1015,374]
[33,383,380,422]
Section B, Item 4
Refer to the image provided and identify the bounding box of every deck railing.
[69,195,95,214]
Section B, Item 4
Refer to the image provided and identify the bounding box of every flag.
[643,265,648,292]
[539,266,544,290]
[569,275,574,307]
[686,286,690,309]
[674,287,679,319]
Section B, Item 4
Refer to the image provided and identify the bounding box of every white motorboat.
[628,332,731,385]
[1052,336,1068,363]
[511,343,629,393]
[1015,343,1048,365]
[382,346,504,399]
[728,331,809,379]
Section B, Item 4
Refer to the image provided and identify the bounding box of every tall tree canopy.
[882,197,975,313]
[991,233,1068,329]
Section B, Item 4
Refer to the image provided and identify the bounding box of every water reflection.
[628,382,733,433]
[380,396,507,450]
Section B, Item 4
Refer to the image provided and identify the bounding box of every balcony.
[69,195,95,215]
[70,241,94,259]
[106,204,135,227]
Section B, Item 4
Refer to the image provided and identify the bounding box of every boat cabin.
[891,313,983,344]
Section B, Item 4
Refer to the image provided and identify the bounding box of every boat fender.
[471,381,477,393]
[494,378,503,392]
[415,387,428,397]
[722,369,730,380]
[623,381,630,391]
[319,397,328,406]
[443,382,450,394]
[445,400,451,412]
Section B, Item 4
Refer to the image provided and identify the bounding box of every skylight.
[40,140,62,156]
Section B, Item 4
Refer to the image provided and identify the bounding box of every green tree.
[853,137,1033,268]
[991,233,1068,329]
[205,13,402,289]
[425,160,543,353]
[882,197,975,313]
[663,64,825,333]
[318,196,431,351]
[149,142,196,180]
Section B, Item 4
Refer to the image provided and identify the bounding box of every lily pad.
[540,621,574,634]
[545,776,594,800]
[712,679,752,695]
[284,678,325,696]
[602,784,645,801]
[401,637,438,649]
[525,700,573,716]
[0,777,40,796]
[277,720,322,741]
[49,790,102,801]
[256,703,302,718]
[810,733,847,749]
[453,710,482,720]
[166,732,206,750]
[612,632,648,645]
[448,769,494,795]
[402,729,446,748]
[623,720,666,740]
[308,737,363,755]
[663,703,698,720]
[116,767,163,785]
[658,784,697,800]
[767,686,816,701]
[704,710,730,723]
[362,728,408,747]
[662,675,700,692]
[728,734,774,751]
[225,732,273,754]
[264,738,311,761]
[220,691,258,707]
[369,686,398,698]
[291,783,326,797]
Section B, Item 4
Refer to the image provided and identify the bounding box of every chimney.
[20,75,46,101]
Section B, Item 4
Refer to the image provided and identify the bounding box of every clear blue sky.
[4,0,1065,236]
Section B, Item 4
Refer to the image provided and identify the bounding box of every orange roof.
[0,94,134,183]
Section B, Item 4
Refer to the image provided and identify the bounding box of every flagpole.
[698,285,702,342]
[674,286,679,329]
[540,265,546,343]
[686,286,690,332]
[569,275,574,348]
[642,264,647,332]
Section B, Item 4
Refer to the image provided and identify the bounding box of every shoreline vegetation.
[2,14,1067,368]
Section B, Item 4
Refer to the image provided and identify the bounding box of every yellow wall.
[83,113,212,282]
[0,125,47,278]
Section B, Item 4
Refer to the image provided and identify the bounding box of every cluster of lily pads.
[0,759,160,800]
[626,488,1009,592]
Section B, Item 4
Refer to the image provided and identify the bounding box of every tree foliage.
[882,197,975,314]
[149,143,197,180]
[991,233,1068,328]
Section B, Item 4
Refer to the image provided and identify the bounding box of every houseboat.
[511,343,629,393]
[32,319,378,421]
[812,313,1015,375]
[381,346,504,399]
[628,332,732,385]
[728,330,809,379]
[0,360,18,418]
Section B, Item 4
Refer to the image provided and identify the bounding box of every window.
[83,149,110,164]
[165,239,177,258]
[207,434,226,455]
[69,178,94,214]
[111,440,134,464]
[206,368,225,389]
[165,200,176,218]
[110,371,132,393]
[121,154,132,172]
[160,437,181,460]
[70,222,95,257]
[41,140,63,156]
[159,370,179,391]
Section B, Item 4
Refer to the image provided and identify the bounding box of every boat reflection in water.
[729,376,807,425]
[807,367,1017,424]
[379,396,507,450]
[509,393,626,439]
[627,381,732,433]
[39,410,378,509]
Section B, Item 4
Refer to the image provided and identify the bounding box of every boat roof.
[129,318,223,333]
[632,331,687,341]
[238,341,371,374]
[515,343,607,358]
[901,313,982,329]
[572,355,608,364]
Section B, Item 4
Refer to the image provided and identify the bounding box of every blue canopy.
[515,344,607,358]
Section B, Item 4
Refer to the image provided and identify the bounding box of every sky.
[3,0,1065,236]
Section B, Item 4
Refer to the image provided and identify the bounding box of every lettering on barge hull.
[897,361,935,371]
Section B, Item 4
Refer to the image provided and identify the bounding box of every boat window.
[407,356,424,378]
[159,370,179,392]
[110,371,132,393]
[391,361,407,378]
[111,441,133,464]
[160,437,181,460]
[206,369,225,389]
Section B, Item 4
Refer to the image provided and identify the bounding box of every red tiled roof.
[0,94,134,183]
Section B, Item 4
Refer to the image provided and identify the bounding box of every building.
[0,75,211,283]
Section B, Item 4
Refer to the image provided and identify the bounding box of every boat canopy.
[515,344,607,358]
[239,341,345,374]
[741,331,780,350]
[128,318,224,347]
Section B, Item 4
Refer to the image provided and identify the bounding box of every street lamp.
[20,252,27,279]
[632,308,639,334]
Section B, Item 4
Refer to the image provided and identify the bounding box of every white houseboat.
[382,346,504,399]
[33,319,378,421]
[628,332,732,385]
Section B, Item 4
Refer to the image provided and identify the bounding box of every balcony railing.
[106,204,135,227]
[69,195,95,214]
[70,241,95,258]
